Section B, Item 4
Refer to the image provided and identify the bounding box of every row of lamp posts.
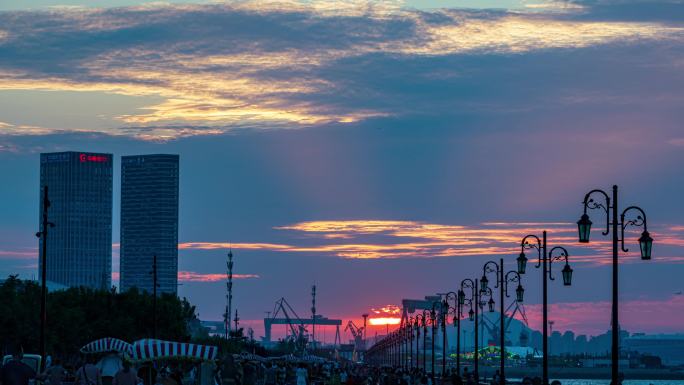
[364,186,653,385]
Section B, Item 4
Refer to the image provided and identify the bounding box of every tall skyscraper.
[39,151,113,289]
[120,154,179,295]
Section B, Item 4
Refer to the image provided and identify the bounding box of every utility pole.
[152,254,158,339]
[234,309,240,333]
[36,186,54,370]
[225,249,233,340]
[311,285,316,350]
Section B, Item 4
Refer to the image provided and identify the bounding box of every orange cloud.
[372,305,401,315]
[178,271,260,282]
[177,220,684,263]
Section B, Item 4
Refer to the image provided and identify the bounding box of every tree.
[0,277,199,358]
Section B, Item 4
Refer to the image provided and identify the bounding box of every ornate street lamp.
[520,232,572,385]
[460,278,479,380]
[482,259,524,385]
[515,284,524,302]
[415,313,426,370]
[638,230,653,260]
[578,186,652,384]
[430,305,437,380]
[561,263,573,286]
[422,310,428,371]
[577,213,592,243]
[517,252,528,274]
[440,292,459,377]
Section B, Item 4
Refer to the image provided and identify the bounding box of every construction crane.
[345,320,365,350]
[267,297,309,351]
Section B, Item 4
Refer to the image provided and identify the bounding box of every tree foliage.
[0,276,198,357]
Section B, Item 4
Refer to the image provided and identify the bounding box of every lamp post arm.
[583,189,611,236]
[521,234,543,268]
[503,271,521,297]
[483,260,501,288]
[620,205,648,252]
[548,246,570,281]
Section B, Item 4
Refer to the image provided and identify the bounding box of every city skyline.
[1,0,683,342]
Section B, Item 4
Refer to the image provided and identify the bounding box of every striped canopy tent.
[80,338,132,354]
[129,339,218,362]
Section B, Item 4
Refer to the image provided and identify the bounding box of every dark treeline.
[0,276,198,357]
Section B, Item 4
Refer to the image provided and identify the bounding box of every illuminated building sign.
[79,153,109,163]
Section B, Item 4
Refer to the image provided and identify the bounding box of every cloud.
[668,138,684,146]
[0,248,37,259]
[179,220,684,262]
[3,220,682,263]
[177,271,260,282]
[0,1,682,140]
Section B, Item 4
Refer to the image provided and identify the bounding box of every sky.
[0,0,683,342]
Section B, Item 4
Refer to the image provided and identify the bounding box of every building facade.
[39,151,113,289]
[120,154,179,295]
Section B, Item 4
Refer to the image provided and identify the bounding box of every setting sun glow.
[368,317,401,326]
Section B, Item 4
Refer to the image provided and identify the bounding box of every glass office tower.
[120,154,179,295]
[39,151,113,289]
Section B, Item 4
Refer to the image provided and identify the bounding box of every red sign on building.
[79,154,109,163]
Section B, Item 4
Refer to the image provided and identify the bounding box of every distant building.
[120,154,179,295]
[625,334,684,366]
[39,151,113,289]
[562,330,575,354]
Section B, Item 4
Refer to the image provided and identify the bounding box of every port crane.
[267,297,309,351]
[262,297,342,350]
[345,320,365,350]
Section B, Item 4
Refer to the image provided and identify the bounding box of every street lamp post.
[577,186,652,384]
[460,279,479,382]
[399,325,408,370]
[441,292,459,377]
[405,324,409,369]
[36,186,55,371]
[477,285,494,380]
[423,311,428,373]
[430,304,437,380]
[415,315,422,370]
[416,312,427,371]
[441,302,447,377]
[409,317,415,370]
[481,259,525,385]
[519,231,573,385]
[455,292,463,376]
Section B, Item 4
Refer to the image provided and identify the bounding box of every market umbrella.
[80,338,132,354]
[128,339,218,361]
